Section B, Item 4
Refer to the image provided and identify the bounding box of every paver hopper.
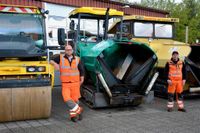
[58,7,158,107]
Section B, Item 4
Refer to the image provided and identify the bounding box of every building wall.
[44,3,75,47]
[43,0,168,17]
[1,0,168,17]
[1,0,42,8]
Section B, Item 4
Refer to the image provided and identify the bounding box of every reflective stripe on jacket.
[59,54,80,83]
[168,60,183,81]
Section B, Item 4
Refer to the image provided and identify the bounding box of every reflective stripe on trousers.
[177,100,184,109]
[69,104,82,118]
[167,102,174,108]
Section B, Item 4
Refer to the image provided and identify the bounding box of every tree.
[140,0,200,43]
[172,0,200,43]
[141,0,175,10]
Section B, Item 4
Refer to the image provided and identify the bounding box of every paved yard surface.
[0,87,200,133]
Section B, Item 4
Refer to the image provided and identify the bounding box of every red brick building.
[1,0,168,17]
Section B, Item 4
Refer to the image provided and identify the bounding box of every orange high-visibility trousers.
[168,80,183,94]
[61,82,81,102]
[167,80,184,109]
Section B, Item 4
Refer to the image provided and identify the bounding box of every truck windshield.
[134,22,153,37]
[155,24,173,38]
[134,22,173,38]
[0,13,44,48]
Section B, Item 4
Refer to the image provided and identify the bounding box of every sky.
[128,0,182,3]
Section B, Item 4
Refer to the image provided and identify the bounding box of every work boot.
[78,113,83,121]
[178,108,186,112]
[167,108,173,112]
[71,116,78,122]
[78,107,83,121]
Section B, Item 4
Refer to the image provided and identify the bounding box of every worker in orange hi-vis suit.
[164,51,186,112]
[50,43,85,122]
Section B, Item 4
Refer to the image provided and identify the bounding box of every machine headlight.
[27,67,36,72]
[26,66,46,72]
[37,66,46,72]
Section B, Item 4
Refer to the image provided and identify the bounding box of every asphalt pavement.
[0,86,200,133]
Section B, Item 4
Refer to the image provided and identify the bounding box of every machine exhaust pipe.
[145,72,159,95]
[97,72,112,98]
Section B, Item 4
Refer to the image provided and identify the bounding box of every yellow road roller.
[0,4,54,122]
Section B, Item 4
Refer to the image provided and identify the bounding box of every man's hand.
[50,60,59,71]
[167,80,172,85]
[80,76,84,85]
[182,80,186,86]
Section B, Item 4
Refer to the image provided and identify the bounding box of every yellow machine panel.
[109,14,200,95]
[69,7,124,18]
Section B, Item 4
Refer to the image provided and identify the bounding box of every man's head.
[171,51,179,61]
[65,43,74,56]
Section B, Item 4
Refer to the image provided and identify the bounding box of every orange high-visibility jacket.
[168,60,183,81]
[59,55,80,83]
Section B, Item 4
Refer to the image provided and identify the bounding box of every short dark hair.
[172,51,179,55]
